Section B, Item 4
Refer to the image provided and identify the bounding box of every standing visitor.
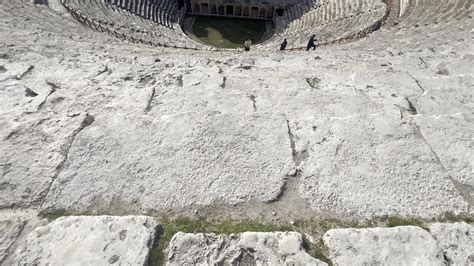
[306,35,317,51]
[280,39,287,50]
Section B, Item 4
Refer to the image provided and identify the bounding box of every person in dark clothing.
[280,39,287,50]
[306,35,317,51]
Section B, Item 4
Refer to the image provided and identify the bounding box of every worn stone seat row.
[396,0,472,28]
[3,215,473,265]
[103,0,177,27]
[62,0,208,49]
[258,0,387,50]
[0,0,120,45]
[258,0,471,50]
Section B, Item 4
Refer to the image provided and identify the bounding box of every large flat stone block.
[12,215,157,265]
[323,226,445,266]
[45,112,294,211]
[0,217,26,263]
[298,114,468,217]
[429,222,474,265]
[167,231,326,265]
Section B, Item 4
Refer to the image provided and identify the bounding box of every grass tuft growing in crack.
[147,217,293,266]
[439,212,474,223]
[43,209,94,222]
[385,216,425,228]
[312,238,332,265]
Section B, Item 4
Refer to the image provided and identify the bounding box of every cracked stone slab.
[167,231,326,265]
[0,82,53,115]
[143,82,255,116]
[414,114,474,210]
[12,216,157,265]
[0,209,45,265]
[429,222,474,265]
[410,76,473,116]
[0,63,34,82]
[0,113,94,208]
[323,226,445,265]
[296,114,468,218]
[44,112,295,211]
[0,217,26,263]
[225,70,391,122]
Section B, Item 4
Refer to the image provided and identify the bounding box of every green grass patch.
[439,212,474,223]
[311,238,333,265]
[43,209,94,222]
[192,16,266,48]
[385,216,426,229]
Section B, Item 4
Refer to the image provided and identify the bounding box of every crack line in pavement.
[415,123,472,212]
[39,114,96,207]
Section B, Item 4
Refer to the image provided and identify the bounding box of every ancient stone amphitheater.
[0,0,472,265]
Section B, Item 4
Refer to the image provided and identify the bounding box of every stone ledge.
[11,215,157,266]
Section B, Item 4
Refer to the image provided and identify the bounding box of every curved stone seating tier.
[257,0,387,50]
[1,0,471,51]
[0,0,111,41]
[103,0,178,28]
[395,0,472,28]
[257,0,471,50]
[275,0,385,34]
[62,0,207,49]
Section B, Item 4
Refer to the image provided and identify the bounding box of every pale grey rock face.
[167,231,326,265]
[0,112,94,209]
[414,114,474,209]
[0,1,472,265]
[12,215,157,266]
[410,76,473,116]
[44,112,294,211]
[429,223,474,266]
[0,217,26,263]
[297,114,468,218]
[1,1,472,221]
[323,226,445,266]
[0,210,47,265]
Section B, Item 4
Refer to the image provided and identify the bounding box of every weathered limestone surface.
[0,218,26,264]
[44,112,294,211]
[12,216,157,265]
[429,222,474,265]
[0,1,472,220]
[0,210,46,265]
[296,114,468,217]
[0,1,472,265]
[414,114,474,209]
[0,112,94,209]
[323,226,445,266]
[167,231,326,265]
